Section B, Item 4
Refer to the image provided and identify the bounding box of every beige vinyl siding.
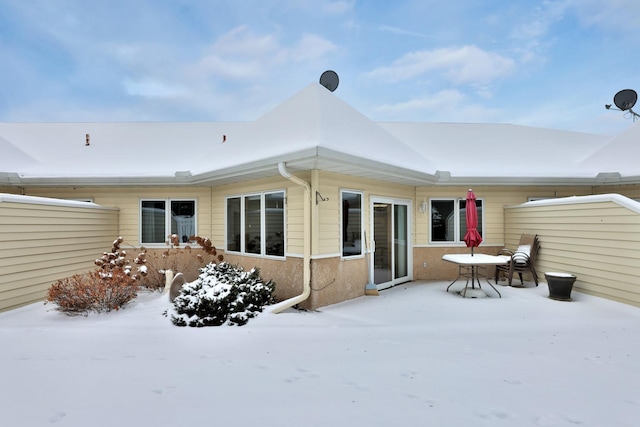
[416,186,594,246]
[25,187,213,246]
[0,196,118,311]
[595,184,640,200]
[211,176,304,256]
[0,187,20,195]
[318,172,414,256]
[504,196,640,307]
[285,184,305,256]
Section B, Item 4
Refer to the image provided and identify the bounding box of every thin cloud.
[375,89,466,114]
[212,26,279,57]
[0,1,637,135]
[321,0,355,15]
[188,27,336,82]
[123,79,187,98]
[509,1,568,63]
[377,25,432,39]
[372,89,501,123]
[564,0,640,39]
[366,45,515,85]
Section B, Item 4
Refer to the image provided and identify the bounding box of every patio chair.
[494,234,540,286]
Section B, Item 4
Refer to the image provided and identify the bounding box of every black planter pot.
[544,272,576,301]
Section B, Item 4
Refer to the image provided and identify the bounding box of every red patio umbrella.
[463,189,482,255]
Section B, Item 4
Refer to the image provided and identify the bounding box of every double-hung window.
[429,197,483,244]
[341,190,363,257]
[226,191,285,257]
[140,199,196,245]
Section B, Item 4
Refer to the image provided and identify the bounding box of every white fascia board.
[315,147,438,185]
[11,175,189,187]
[432,175,633,186]
[188,148,320,185]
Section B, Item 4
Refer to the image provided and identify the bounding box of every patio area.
[0,280,638,426]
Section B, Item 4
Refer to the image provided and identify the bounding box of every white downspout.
[271,162,311,313]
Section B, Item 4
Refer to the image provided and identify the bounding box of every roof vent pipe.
[85,133,90,146]
[272,162,311,313]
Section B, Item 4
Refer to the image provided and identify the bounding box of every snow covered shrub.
[45,269,139,316]
[94,237,148,281]
[169,262,275,327]
[45,237,146,315]
[142,235,223,290]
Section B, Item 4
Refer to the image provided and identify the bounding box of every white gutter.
[271,162,311,313]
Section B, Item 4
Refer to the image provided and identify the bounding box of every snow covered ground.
[1,280,638,427]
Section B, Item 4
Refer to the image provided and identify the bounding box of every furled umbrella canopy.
[463,189,482,255]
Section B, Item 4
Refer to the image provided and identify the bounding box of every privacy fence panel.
[504,194,640,307]
[0,194,118,312]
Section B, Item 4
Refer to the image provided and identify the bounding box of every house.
[1,82,639,312]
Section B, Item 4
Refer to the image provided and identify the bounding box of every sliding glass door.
[371,197,411,290]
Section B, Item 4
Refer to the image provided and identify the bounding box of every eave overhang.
[2,155,638,188]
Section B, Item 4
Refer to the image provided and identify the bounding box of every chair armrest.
[497,248,514,256]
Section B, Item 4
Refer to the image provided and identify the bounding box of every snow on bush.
[46,269,140,316]
[45,237,146,315]
[168,262,276,327]
[94,237,148,281]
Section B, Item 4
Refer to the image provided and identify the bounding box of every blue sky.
[1,0,639,134]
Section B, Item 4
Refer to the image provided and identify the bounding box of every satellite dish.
[613,89,637,111]
[319,70,339,92]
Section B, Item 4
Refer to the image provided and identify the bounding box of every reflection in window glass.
[141,199,197,245]
[430,198,483,243]
[394,204,408,278]
[265,192,284,256]
[170,200,195,243]
[430,200,455,242]
[244,195,262,254]
[141,201,166,244]
[226,191,286,257]
[226,197,241,252]
[342,191,362,257]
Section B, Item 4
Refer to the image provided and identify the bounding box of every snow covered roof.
[0,82,637,187]
[380,122,608,181]
[578,121,640,179]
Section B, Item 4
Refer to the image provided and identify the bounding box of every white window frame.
[225,190,286,259]
[428,197,484,245]
[139,198,197,246]
[340,189,364,259]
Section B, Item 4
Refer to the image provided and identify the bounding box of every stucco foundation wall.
[305,256,368,309]
[222,253,304,304]
[224,253,368,310]
[504,194,640,307]
[0,194,119,312]
[412,245,504,281]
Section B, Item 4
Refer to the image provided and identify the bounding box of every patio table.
[442,253,507,298]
